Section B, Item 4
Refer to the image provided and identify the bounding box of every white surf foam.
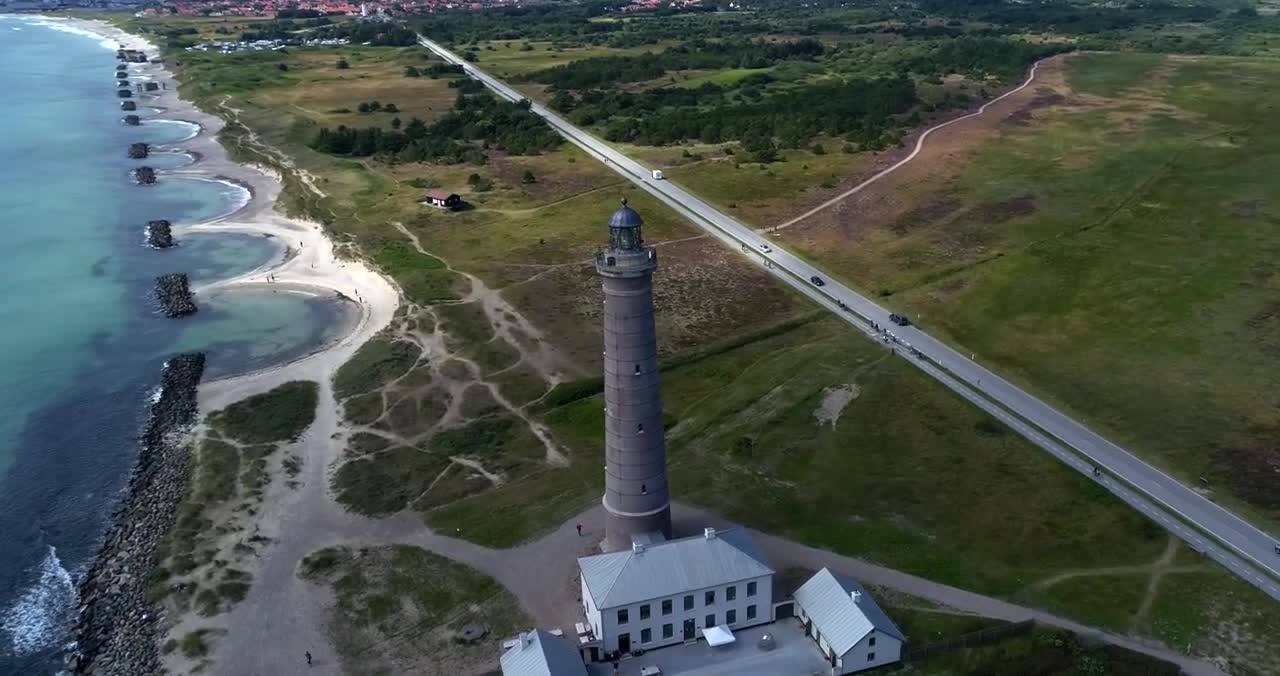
[15,18,117,51]
[146,119,202,143]
[184,177,253,220]
[1,546,77,657]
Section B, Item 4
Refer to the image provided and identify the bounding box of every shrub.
[212,381,319,444]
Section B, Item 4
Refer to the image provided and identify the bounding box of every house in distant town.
[501,629,588,676]
[793,567,905,674]
[577,527,774,659]
[422,189,462,210]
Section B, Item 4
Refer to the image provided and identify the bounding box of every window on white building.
[726,609,737,624]
[705,590,715,605]
[869,635,876,647]
[726,585,736,601]
[662,623,673,639]
[746,604,757,620]
[640,604,650,620]
[705,613,715,627]
[617,608,628,625]
[868,653,876,662]
[683,595,694,611]
[641,628,651,644]
[746,581,757,596]
[662,599,672,615]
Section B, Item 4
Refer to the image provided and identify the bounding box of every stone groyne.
[128,142,149,159]
[66,353,206,676]
[155,274,196,317]
[120,100,136,112]
[123,115,141,127]
[146,220,174,249]
[133,166,155,185]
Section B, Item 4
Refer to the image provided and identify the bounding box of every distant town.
[0,0,707,16]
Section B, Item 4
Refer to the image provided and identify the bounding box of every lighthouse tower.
[596,199,672,549]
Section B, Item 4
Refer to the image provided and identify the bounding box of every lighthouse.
[596,199,672,549]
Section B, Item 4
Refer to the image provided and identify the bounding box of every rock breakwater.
[128,142,148,159]
[120,100,136,112]
[66,353,206,676]
[123,115,140,127]
[154,274,196,317]
[146,220,173,249]
[132,166,155,185]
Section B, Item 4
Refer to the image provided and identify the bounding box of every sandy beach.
[36,15,402,675]
[50,17,401,410]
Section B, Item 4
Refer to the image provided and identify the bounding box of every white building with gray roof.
[578,527,774,656]
[501,629,589,676]
[793,567,905,674]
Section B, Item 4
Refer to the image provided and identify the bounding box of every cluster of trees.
[414,2,621,44]
[240,17,331,42]
[275,8,326,19]
[356,101,398,113]
[525,39,825,90]
[405,64,465,79]
[314,22,418,46]
[590,76,917,151]
[918,0,1222,34]
[890,37,1071,82]
[310,93,562,163]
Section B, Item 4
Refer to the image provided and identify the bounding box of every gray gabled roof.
[793,567,904,656]
[579,528,773,609]
[500,629,588,676]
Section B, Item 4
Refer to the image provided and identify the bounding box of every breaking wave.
[1,546,77,658]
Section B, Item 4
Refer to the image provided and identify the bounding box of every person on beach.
[576,523,582,536]
[306,651,312,666]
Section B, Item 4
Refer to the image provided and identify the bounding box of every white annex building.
[501,629,589,676]
[793,567,905,674]
[577,527,775,656]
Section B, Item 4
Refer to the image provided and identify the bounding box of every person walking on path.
[576,523,582,536]
[306,651,312,667]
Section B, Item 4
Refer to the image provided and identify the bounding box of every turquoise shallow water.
[0,17,351,672]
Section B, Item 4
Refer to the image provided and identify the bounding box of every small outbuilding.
[793,567,905,674]
[422,189,462,210]
[501,629,588,676]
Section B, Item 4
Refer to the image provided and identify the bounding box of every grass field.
[427,315,1280,673]
[778,52,1280,532]
[298,544,528,675]
[468,39,670,79]
[121,21,1280,671]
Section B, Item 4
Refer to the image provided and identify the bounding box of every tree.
[404,66,420,77]
[276,63,288,72]
[521,169,536,184]
[390,117,402,130]
[335,58,349,70]
[357,102,372,113]
[384,103,399,113]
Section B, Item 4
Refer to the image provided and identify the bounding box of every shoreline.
[44,14,401,675]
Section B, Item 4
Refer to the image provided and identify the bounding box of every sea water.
[0,17,349,673]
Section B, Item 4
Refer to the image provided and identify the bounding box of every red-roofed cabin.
[423,190,462,210]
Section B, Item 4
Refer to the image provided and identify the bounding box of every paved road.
[417,36,1280,601]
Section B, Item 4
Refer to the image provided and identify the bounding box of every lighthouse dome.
[608,198,644,229]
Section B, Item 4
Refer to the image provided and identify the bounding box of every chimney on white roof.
[851,590,862,603]
[632,541,646,554]
[522,631,533,647]
[704,527,717,539]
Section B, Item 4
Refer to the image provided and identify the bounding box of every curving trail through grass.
[770,56,1056,232]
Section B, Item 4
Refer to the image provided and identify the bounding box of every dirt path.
[769,55,1059,233]
[206,497,1225,676]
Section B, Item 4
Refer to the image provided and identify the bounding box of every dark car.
[889,313,911,327]
[810,275,825,287]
